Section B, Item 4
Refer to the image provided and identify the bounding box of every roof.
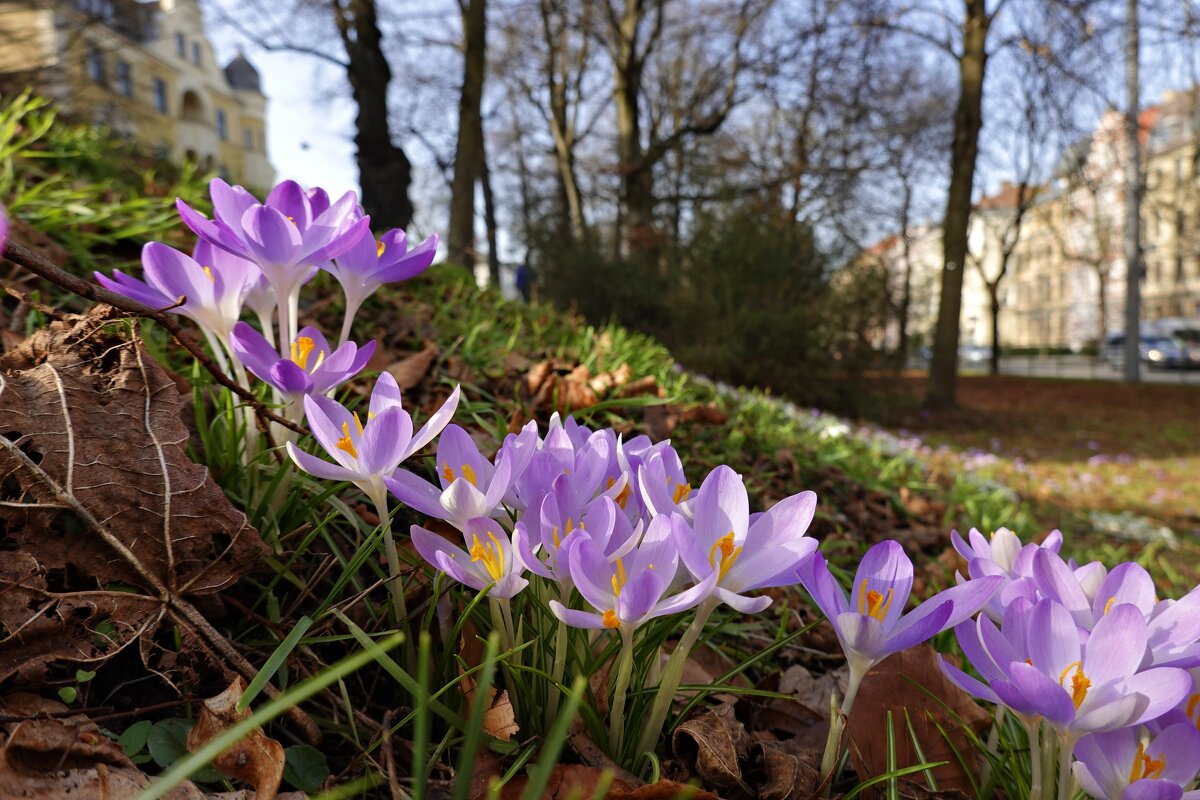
[223,52,262,93]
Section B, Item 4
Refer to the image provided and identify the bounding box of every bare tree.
[447,0,487,268]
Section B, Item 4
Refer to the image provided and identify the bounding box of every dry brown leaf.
[845,646,991,795]
[525,359,601,413]
[482,689,519,742]
[642,404,679,440]
[0,311,264,684]
[187,678,286,800]
[778,664,848,718]
[679,403,728,426]
[386,340,439,390]
[589,362,634,394]
[499,764,719,800]
[672,703,751,797]
[617,375,662,399]
[0,693,204,800]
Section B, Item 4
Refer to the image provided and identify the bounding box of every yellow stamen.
[376,239,386,257]
[856,579,894,621]
[202,265,215,282]
[673,483,691,504]
[290,336,316,369]
[610,558,627,597]
[286,215,296,224]
[1128,741,1166,782]
[335,422,358,458]
[461,463,478,487]
[442,463,455,483]
[1186,693,1200,726]
[469,531,505,581]
[552,527,561,549]
[1104,596,1117,614]
[602,609,620,629]
[353,411,365,435]
[1059,661,1090,709]
[708,532,743,582]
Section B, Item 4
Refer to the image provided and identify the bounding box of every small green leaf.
[75,669,97,683]
[57,686,77,704]
[118,720,152,757]
[283,744,329,793]
[147,719,221,783]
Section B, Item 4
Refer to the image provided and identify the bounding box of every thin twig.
[380,709,402,800]
[1,240,306,435]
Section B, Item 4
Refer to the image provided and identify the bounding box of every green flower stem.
[608,626,636,759]
[546,585,571,727]
[1056,734,1076,800]
[1025,719,1043,800]
[1041,728,1058,800]
[635,597,717,757]
[370,492,408,626]
[819,656,871,785]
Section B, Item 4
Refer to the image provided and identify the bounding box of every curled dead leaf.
[845,646,991,794]
[672,703,751,797]
[187,678,285,800]
[386,340,439,390]
[0,311,263,684]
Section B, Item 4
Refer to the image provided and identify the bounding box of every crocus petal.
[383,470,445,518]
[1072,761,1109,800]
[795,550,849,621]
[1122,669,1193,725]
[95,270,174,309]
[851,541,913,630]
[440,478,489,525]
[713,586,772,613]
[1073,694,1146,734]
[412,524,470,577]
[1027,598,1082,680]
[549,601,606,630]
[405,385,461,458]
[883,600,954,655]
[691,465,749,550]
[142,242,215,309]
[1092,562,1158,620]
[835,611,886,662]
[1151,723,1200,785]
[938,655,1002,704]
[569,537,617,613]
[1034,549,1093,621]
[1122,781,1185,800]
[286,442,358,482]
[513,523,555,580]
[242,205,303,268]
[266,180,312,230]
[268,360,314,397]
[176,198,250,258]
[1085,603,1148,685]
[369,371,404,416]
[357,406,414,475]
[1074,729,1132,800]
[994,662,1076,725]
[209,178,258,227]
[376,233,438,282]
[671,515,711,582]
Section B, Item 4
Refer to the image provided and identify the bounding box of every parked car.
[1102,333,1200,369]
[958,344,994,366]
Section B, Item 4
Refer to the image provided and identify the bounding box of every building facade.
[0,0,273,187]
[867,90,1200,352]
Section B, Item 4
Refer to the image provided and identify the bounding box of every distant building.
[865,89,1200,352]
[0,0,273,187]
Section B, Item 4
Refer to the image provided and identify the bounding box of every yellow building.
[0,0,273,188]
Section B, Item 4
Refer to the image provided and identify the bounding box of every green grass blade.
[236,615,313,712]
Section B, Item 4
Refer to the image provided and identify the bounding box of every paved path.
[951,356,1200,384]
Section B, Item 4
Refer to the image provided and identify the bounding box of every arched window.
[181,90,204,122]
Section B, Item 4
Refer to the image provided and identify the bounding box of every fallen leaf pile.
[0,308,264,684]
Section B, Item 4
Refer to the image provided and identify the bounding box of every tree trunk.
[896,183,914,370]
[926,0,990,408]
[1097,264,1108,349]
[612,29,652,257]
[1122,0,1141,382]
[333,0,414,230]
[448,0,488,269]
[481,136,501,290]
[989,284,1001,376]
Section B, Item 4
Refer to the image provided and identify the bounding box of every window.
[116,61,132,96]
[86,44,104,82]
[215,109,227,141]
[192,41,201,66]
[153,77,167,113]
[175,33,185,57]
[243,127,253,150]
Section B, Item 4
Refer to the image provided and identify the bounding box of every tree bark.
[332,0,414,230]
[1122,0,1141,382]
[989,285,1001,375]
[541,0,588,242]
[448,0,488,269]
[481,136,501,290]
[896,182,914,370]
[926,0,990,408]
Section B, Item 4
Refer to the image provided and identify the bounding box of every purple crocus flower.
[505,423,611,515]
[411,517,528,599]
[176,179,370,346]
[638,443,693,519]
[797,540,1003,710]
[1073,723,1200,800]
[385,423,532,531]
[325,222,438,344]
[670,465,819,613]
[285,372,460,509]
[96,241,257,363]
[549,514,716,631]
[0,203,8,257]
[514,493,638,589]
[229,321,374,407]
[978,600,1190,740]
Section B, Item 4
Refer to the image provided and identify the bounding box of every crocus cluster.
[96,178,437,423]
[103,179,1200,788]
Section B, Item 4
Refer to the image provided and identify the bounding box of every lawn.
[857,373,1200,591]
